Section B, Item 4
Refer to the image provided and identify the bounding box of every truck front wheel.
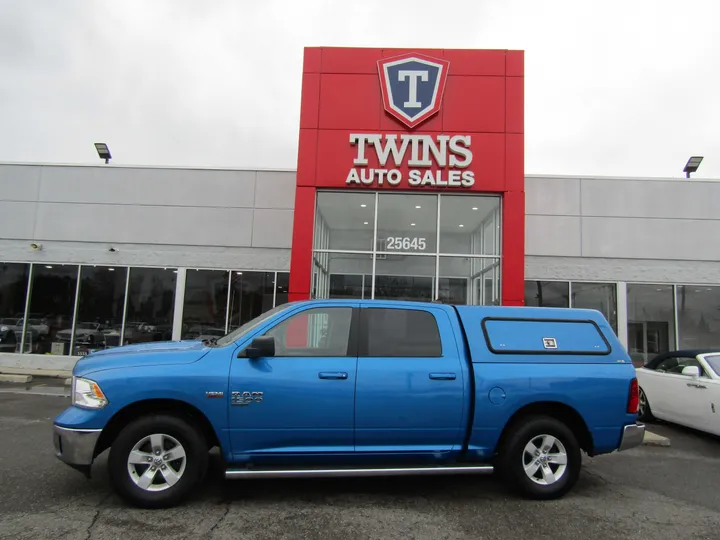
[498,415,581,500]
[107,414,208,509]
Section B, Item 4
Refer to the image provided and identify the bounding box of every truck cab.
[53,299,644,508]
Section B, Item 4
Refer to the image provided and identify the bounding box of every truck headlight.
[72,377,108,409]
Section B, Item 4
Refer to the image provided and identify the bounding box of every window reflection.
[439,257,500,305]
[525,281,570,308]
[27,265,79,355]
[676,285,720,349]
[275,272,289,306]
[71,266,128,353]
[439,195,500,255]
[377,193,437,254]
[313,253,372,300]
[0,263,30,353]
[315,192,376,251]
[572,282,617,332]
[228,271,274,332]
[181,270,229,340]
[374,254,435,302]
[124,268,176,344]
[627,284,675,366]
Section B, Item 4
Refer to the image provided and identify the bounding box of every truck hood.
[73,340,210,377]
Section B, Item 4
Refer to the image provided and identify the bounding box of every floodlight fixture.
[94,142,112,164]
[683,156,703,178]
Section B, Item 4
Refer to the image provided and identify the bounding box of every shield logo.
[377,52,450,129]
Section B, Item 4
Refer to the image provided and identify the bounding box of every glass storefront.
[627,284,675,366]
[312,191,502,304]
[0,262,289,356]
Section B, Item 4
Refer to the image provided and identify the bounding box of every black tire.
[497,415,582,500]
[638,387,654,422]
[108,414,208,509]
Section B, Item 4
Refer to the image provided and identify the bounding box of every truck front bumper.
[53,424,101,476]
[618,422,645,451]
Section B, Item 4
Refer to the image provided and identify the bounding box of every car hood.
[73,340,210,377]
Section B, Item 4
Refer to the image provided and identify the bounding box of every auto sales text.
[346,133,475,188]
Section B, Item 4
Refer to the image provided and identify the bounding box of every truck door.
[354,305,466,456]
[228,304,358,460]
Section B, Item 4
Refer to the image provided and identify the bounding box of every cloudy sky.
[1,0,718,178]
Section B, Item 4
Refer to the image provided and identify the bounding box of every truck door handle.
[318,372,348,380]
[429,373,456,380]
[687,382,707,389]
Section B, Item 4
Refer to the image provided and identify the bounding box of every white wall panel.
[254,171,296,209]
[0,202,37,239]
[581,217,720,261]
[0,165,41,201]
[525,176,581,216]
[525,215,582,257]
[251,209,294,248]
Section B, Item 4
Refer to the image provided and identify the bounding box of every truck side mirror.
[243,336,275,359]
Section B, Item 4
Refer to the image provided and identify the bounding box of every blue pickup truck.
[52,299,644,508]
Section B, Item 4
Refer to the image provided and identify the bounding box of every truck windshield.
[214,303,294,347]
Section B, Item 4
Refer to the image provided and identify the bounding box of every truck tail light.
[627,378,639,414]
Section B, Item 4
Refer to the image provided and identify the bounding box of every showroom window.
[312,191,501,305]
[25,264,79,355]
[524,281,569,308]
[124,267,177,344]
[181,270,230,340]
[74,266,128,354]
[227,271,276,333]
[571,282,618,332]
[627,284,675,366]
[676,285,720,349]
[0,263,30,353]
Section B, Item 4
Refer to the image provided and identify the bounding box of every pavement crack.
[208,501,231,535]
[85,492,113,540]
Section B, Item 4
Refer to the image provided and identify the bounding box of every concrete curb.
[0,368,71,378]
[0,374,33,383]
[643,430,670,447]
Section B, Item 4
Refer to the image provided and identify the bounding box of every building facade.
[1,47,719,369]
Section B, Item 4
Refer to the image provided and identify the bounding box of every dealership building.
[1,46,719,370]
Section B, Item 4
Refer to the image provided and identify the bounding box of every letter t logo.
[398,70,428,108]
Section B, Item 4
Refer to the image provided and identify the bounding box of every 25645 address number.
[386,237,427,251]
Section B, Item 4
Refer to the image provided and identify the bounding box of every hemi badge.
[206,391,224,398]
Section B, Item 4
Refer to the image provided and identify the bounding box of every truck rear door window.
[360,308,442,357]
[481,318,611,355]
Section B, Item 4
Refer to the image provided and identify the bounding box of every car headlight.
[0,326,8,332]
[72,377,108,409]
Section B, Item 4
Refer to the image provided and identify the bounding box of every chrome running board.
[225,464,494,479]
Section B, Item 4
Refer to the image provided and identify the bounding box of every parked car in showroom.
[636,349,720,436]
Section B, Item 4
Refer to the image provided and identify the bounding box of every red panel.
[379,107,443,132]
[505,77,524,134]
[442,49,506,76]
[381,48,445,59]
[296,129,318,187]
[506,50,524,77]
[314,129,505,193]
[303,48,322,73]
[505,134,524,191]
[299,73,320,130]
[318,74,381,130]
[501,190,525,306]
[288,186,316,300]
[442,76,506,133]
[321,47,383,74]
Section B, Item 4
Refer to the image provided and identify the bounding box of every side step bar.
[225,464,494,480]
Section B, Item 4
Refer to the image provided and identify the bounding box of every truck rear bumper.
[618,423,645,451]
[53,424,101,470]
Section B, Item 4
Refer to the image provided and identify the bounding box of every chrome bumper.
[618,423,645,451]
[53,424,101,467]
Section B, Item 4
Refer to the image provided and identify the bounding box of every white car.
[636,349,720,436]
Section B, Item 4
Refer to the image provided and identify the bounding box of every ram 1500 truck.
[52,299,644,508]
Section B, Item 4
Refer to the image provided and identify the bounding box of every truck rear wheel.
[107,414,208,509]
[498,415,581,500]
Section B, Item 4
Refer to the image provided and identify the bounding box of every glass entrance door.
[312,191,502,305]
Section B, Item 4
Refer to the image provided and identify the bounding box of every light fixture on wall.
[29,242,43,251]
[683,156,703,178]
[94,142,112,164]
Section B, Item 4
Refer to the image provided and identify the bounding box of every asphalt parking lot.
[1,389,719,540]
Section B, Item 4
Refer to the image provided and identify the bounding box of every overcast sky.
[1,0,718,178]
